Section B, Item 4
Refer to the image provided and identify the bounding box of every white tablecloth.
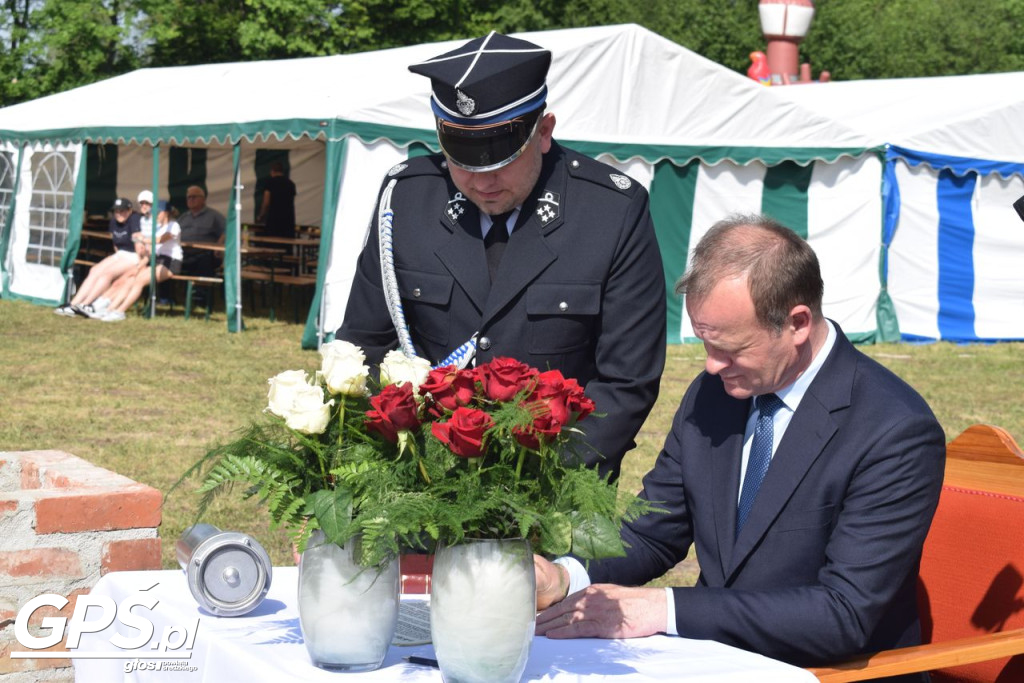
[73,568,817,682]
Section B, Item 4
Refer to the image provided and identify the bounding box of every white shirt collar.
[775,318,837,413]
[481,208,521,238]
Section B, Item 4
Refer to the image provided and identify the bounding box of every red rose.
[529,370,571,425]
[419,366,478,412]
[563,377,596,421]
[365,382,420,443]
[432,407,494,458]
[513,409,562,450]
[479,357,538,402]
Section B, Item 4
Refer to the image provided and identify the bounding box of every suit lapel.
[726,326,856,580]
[481,152,565,321]
[434,190,490,313]
[710,402,750,577]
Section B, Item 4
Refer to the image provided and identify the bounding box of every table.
[73,568,817,682]
[248,235,320,276]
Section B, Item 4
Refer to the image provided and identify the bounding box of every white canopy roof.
[0,24,870,165]
[771,71,1024,167]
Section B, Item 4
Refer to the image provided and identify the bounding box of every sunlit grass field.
[2,298,1022,583]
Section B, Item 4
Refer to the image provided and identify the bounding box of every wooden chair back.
[920,424,1024,682]
[808,424,1024,682]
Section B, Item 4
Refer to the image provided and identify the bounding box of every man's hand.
[534,555,569,611]
[535,584,667,639]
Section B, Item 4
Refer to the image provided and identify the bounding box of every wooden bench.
[168,274,223,321]
[808,424,1024,682]
[240,268,316,323]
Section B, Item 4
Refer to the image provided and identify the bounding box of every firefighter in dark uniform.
[337,32,666,480]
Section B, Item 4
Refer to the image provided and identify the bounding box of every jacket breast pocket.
[527,282,601,353]
[397,268,454,346]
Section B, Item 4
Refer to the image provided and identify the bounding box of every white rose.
[267,370,311,418]
[320,340,369,396]
[284,383,335,434]
[267,369,334,434]
[379,350,431,390]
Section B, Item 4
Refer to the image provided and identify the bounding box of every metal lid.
[183,530,272,617]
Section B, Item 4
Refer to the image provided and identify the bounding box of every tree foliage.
[2,0,1024,108]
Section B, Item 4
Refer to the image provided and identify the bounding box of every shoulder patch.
[564,150,640,195]
[609,174,632,190]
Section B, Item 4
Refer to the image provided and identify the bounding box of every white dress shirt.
[480,207,521,239]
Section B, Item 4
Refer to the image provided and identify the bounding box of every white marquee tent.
[773,73,1024,341]
[1,24,897,347]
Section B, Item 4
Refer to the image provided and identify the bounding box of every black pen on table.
[404,655,440,668]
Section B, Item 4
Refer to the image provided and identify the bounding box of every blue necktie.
[736,393,785,536]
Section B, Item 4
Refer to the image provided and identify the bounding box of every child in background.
[96,201,182,322]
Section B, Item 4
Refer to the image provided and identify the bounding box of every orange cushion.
[918,485,1024,682]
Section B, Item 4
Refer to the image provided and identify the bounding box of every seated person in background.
[93,202,182,322]
[257,161,297,238]
[534,214,946,682]
[177,185,225,276]
[55,197,144,317]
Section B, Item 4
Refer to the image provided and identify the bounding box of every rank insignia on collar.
[388,163,408,177]
[446,192,467,223]
[535,190,560,225]
[609,174,632,190]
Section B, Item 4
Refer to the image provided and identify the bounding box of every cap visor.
[438,114,539,172]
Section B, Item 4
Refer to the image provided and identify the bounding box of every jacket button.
[478,336,491,351]
[412,288,421,298]
[558,301,569,312]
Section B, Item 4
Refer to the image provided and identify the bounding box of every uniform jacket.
[588,328,945,680]
[337,142,666,478]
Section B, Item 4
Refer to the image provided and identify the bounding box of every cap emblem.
[446,192,467,223]
[609,174,632,190]
[536,190,560,225]
[388,163,408,177]
[456,89,476,116]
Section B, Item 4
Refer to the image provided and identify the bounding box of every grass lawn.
[2,298,1022,583]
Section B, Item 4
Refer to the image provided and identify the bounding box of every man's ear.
[538,113,556,154]
[789,305,813,344]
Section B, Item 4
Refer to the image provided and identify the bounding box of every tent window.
[0,152,13,231]
[27,151,74,267]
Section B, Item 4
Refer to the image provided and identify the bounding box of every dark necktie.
[483,211,513,282]
[736,393,785,536]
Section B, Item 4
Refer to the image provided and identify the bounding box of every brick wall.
[0,450,162,682]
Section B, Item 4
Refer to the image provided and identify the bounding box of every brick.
[101,538,162,574]
[0,499,17,516]
[23,588,90,628]
[35,488,161,533]
[0,548,82,580]
[0,639,70,674]
[20,458,41,489]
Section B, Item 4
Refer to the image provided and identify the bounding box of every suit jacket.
[337,142,666,479]
[588,328,945,678]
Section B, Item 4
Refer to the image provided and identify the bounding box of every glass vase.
[430,538,536,683]
[297,530,399,671]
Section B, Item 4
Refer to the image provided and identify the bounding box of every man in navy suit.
[535,214,945,680]
[336,32,665,480]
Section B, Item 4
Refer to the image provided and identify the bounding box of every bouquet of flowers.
[186,340,651,568]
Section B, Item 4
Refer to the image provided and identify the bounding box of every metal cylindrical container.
[176,524,273,617]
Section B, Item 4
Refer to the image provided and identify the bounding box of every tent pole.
[0,144,25,298]
[149,145,160,318]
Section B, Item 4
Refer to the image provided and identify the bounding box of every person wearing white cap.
[336,32,666,480]
[55,197,145,317]
[96,201,183,322]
